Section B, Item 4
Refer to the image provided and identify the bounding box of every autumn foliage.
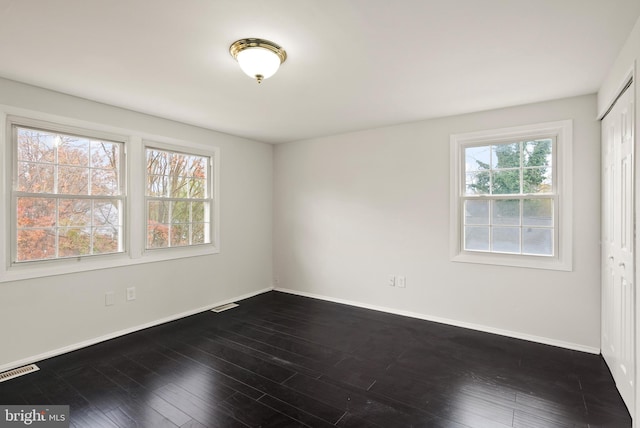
[16,127,122,262]
[145,148,209,249]
[15,128,211,262]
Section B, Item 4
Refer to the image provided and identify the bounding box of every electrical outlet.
[396,276,406,288]
[126,287,136,301]
[388,275,396,287]
[105,291,115,306]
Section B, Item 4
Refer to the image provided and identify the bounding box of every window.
[450,121,572,270]
[2,113,220,282]
[145,145,213,250]
[12,124,125,263]
[464,139,554,255]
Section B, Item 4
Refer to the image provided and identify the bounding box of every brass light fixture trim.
[229,38,287,83]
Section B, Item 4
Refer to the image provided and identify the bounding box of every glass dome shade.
[236,47,281,81]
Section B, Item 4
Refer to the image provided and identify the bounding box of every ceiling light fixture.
[229,38,287,84]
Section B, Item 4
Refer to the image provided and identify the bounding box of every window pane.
[523,199,553,226]
[170,224,190,246]
[492,170,520,194]
[465,146,491,172]
[147,198,170,249]
[523,228,553,255]
[17,229,56,261]
[146,149,169,195]
[189,178,206,198]
[523,139,552,167]
[58,136,89,166]
[58,228,91,257]
[464,200,489,225]
[492,199,520,225]
[188,157,207,177]
[192,223,206,244]
[170,153,189,174]
[58,166,89,194]
[465,171,490,195]
[172,201,190,224]
[146,148,166,166]
[17,128,55,163]
[17,162,55,193]
[170,177,190,198]
[492,227,520,253]
[147,224,169,248]
[90,140,119,169]
[464,226,489,251]
[17,197,56,227]
[523,167,552,193]
[59,199,91,226]
[163,152,202,198]
[192,202,205,222]
[492,142,520,169]
[148,201,170,224]
[147,174,167,197]
[93,227,120,254]
[94,200,120,228]
[91,169,119,196]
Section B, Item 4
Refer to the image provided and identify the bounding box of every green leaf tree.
[469,140,551,195]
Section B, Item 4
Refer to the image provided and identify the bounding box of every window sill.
[451,251,572,271]
[0,245,220,283]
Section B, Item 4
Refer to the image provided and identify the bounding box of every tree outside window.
[14,127,124,262]
[145,147,211,249]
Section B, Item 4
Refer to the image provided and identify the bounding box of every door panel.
[603,107,617,363]
[602,82,635,415]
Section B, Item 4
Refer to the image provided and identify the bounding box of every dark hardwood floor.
[0,291,631,427]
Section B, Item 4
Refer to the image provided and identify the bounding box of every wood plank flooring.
[0,291,632,427]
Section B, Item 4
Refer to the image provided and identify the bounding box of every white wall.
[274,94,601,351]
[0,78,273,370]
[598,16,639,117]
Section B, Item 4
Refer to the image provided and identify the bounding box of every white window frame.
[0,107,220,283]
[4,115,130,278]
[450,120,572,271]
[141,140,218,255]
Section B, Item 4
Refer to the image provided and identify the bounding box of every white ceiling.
[0,0,638,144]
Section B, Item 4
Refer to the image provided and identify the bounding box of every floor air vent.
[0,364,39,383]
[211,303,239,313]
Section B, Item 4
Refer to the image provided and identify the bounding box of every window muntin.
[3,113,220,282]
[462,138,555,256]
[13,126,124,262]
[145,147,212,249]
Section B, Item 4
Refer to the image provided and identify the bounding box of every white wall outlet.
[397,276,406,288]
[388,275,396,287]
[105,291,115,306]
[126,287,136,301]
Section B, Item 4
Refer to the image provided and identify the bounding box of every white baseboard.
[0,287,273,374]
[274,287,600,355]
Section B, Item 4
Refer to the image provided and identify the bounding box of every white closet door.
[602,82,635,416]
